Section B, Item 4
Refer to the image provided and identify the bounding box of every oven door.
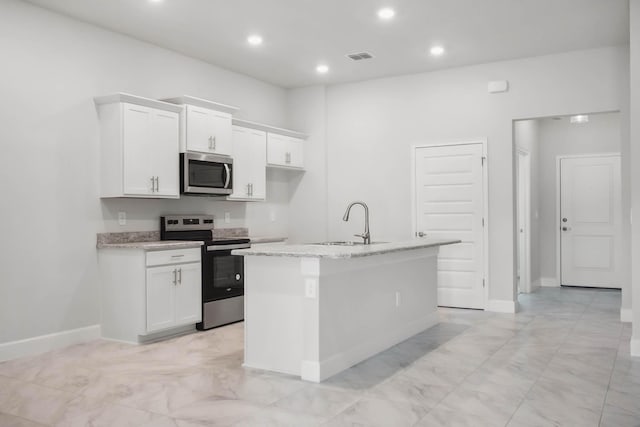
[181,152,233,195]
[203,247,245,301]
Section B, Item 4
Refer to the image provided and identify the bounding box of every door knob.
[562,218,568,223]
[562,226,572,231]
[417,231,426,237]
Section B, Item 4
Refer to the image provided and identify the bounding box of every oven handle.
[207,243,251,251]
[223,164,231,189]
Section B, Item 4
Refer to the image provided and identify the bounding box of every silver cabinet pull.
[212,136,216,150]
[246,183,251,196]
[249,183,253,196]
[150,176,155,193]
[285,152,291,164]
[170,254,184,258]
[177,268,182,284]
[208,136,213,149]
[155,176,159,192]
[172,268,177,285]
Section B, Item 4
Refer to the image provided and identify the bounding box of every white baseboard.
[486,299,519,313]
[620,308,633,323]
[631,339,640,357]
[0,325,101,362]
[540,277,560,287]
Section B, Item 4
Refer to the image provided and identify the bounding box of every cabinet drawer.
[146,248,201,266]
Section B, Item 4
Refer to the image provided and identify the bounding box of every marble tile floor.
[0,287,638,426]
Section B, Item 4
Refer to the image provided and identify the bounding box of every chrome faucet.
[342,201,371,245]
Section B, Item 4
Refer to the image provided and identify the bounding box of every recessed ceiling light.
[316,64,329,74]
[148,0,163,3]
[377,7,395,20]
[430,45,445,56]
[247,35,263,46]
[570,115,589,124]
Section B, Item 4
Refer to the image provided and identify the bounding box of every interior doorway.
[513,111,623,296]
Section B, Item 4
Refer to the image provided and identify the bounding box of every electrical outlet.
[118,211,126,226]
[305,279,317,298]
[224,212,231,224]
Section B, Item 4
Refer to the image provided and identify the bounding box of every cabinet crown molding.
[162,95,239,114]
[94,93,183,113]
[232,119,307,139]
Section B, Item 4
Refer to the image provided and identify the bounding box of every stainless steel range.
[160,215,250,330]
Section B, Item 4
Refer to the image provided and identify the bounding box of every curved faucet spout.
[342,201,371,244]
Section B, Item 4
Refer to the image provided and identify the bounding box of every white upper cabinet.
[266,133,304,169]
[228,125,266,201]
[230,119,307,173]
[95,93,181,199]
[163,96,239,157]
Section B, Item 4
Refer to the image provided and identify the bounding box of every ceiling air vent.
[346,52,374,61]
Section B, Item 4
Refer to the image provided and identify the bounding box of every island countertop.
[232,238,460,259]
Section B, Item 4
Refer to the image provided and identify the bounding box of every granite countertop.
[96,230,286,250]
[232,238,461,259]
[98,241,204,250]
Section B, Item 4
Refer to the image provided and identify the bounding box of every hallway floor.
[0,287,637,426]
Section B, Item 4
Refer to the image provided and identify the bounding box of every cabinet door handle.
[249,183,253,196]
[285,152,291,164]
[150,176,155,193]
[172,268,177,285]
[177,268,182,284]
[208,136,213,149]
[212,136,216,150]
[155,176,159,192]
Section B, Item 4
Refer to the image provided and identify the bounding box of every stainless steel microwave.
[180,152,233,196]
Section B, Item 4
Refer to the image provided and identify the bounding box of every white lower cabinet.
[98,246,202,343]
[146,262,201,332]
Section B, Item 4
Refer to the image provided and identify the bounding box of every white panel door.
[560,155,621,288]
[151,110,179,197]
[146,266,176,332]
[174,263,202,325]
[210,111,233,156]
[415,144,485,309]
[185,105,214,153]
[122,104,153,196]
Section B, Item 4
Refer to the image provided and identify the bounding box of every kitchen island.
[233,238,459,382]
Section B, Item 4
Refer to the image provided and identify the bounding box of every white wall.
[630,0,640,356]
[289,46,629,308]
[514,120,541,288]
[537,113,622,285]
[0,0,290,345]
[286,86,329,244]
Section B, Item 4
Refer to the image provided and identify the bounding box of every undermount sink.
[312,241,388,246]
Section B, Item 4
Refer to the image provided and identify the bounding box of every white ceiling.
[23,0,630,88]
